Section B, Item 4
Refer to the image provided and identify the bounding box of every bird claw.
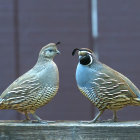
[78,120,97,124]
[22,119,32,123]
[31,120,48,124]
[98,119,118,123]
[46,120,56,123]
[78,120,88,124]
[22,119,48,124]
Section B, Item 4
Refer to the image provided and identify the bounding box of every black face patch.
[80,55,91,65]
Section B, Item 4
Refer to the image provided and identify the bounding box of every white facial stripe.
[88,55,93,65]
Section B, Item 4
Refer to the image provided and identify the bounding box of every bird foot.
[99,119,118,123]
[31,120,48,124]
[78,120,88,124]
[46,120,56,123]
[78,120,98,124]
[22,119,32,123]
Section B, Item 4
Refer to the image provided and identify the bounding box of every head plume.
[72,48,80,56]
[56,42,61,46]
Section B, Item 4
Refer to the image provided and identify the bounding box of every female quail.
[0,42,60,122]
[72,48,140,123]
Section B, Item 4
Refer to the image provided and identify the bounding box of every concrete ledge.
[0,121,140,140]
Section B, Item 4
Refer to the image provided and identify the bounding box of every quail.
[0,42,60,122]
[72,48,140,123]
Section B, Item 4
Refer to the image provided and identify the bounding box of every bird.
[0,42,60,122]
[72,48,140,123]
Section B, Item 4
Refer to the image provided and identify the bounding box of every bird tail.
[0,98,4,109]
[131,98,140,106]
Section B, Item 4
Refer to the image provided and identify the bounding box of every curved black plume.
[72,48,80,56]
[56,42,61,45]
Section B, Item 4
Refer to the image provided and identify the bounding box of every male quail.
[72,48,140,123]
[0,42,60,122]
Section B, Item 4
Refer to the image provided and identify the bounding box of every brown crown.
[80,48,93,53]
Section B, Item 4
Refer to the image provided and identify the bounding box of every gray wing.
[102,64,139,98]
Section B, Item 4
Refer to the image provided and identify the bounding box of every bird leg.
[80,110,104,123]
[25,112,30,120]
[22,112,31,122]
[113,110,118,122]
[31,113,47,124]
[104,110,118,122]
[32,113,42,122]
[88,110,104,123]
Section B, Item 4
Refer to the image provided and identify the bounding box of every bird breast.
[36,61,59,87]
[76,63,95,88]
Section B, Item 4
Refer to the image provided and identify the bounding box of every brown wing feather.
[102,64,140,98]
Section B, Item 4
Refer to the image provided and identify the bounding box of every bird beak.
[56,50,60,54]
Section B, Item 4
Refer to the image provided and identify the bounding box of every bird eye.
[48,49,53,52]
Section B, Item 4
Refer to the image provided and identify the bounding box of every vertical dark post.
[13,0,20,120]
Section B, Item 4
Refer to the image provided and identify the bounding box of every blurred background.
[0,0,139,121]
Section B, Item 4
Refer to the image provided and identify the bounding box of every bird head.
[72,48,97,66]
[39,42,60,60]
